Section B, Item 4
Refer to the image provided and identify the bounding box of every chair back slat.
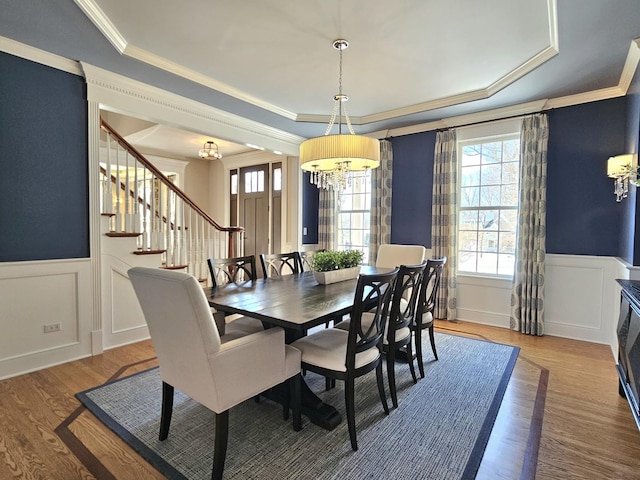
[259,252,302,278]
[417,257,447,324]
[346,269,398,366]
[207,255,257,287]
[388,261,427,342]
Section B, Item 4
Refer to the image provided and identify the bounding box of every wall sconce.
[607,154,637,202]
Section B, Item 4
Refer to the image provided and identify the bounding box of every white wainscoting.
[456,254,628,358]
[0,259,93,380]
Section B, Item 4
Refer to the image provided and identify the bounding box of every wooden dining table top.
[205,266,385,334]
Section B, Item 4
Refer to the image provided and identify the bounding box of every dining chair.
[127,267,302,480]
[291,268,399,451]
[375,244,426,269]
[298,249,326,272]
[259,252,302,278]
[336,262,427,408]
[412,257,447,379]
[207,255,265,334]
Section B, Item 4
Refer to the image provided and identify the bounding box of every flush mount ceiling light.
[198,140,222,160]
[299,39,380,192]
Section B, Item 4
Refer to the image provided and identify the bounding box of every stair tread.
[106,232,142,237]
[133,249,166,255]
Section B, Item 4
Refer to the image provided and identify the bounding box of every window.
[244,170,265,193]
[336,171,372,261]
[457,135,520,277]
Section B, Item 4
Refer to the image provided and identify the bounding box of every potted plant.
[311,249,364,285]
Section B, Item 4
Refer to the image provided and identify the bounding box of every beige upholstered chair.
[291,268,398,451]
[375,244,426,269]
[128,267,301,480]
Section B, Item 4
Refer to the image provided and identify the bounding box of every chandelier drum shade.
[198,140,222,160]
[299,39,380,191]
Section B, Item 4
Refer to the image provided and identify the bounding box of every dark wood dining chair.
[259,252,302,278]
[207,255,265,334]
[298,249,326,272]
[412,256,447,379]
[336,262,427,407]
[291,268,399,451]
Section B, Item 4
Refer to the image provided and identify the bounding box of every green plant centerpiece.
[311,249,364,285]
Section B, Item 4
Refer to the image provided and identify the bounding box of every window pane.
[477,253,498,274]
[231,173,238,195]
[462,145,481,166]
[461,165,480,187]
[258,171,264,192]
[273,168,282,191]
[481,164,501,185]
[481,143,502,164]
[460,186,480,207]
[480,185,501,207]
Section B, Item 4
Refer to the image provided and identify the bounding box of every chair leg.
[376,361,389,415]
[291,373,302,432]
[344,377,358,451]
[428,324,438,361]
[406,338,418,384]
[415,327,426,379]
[386,347,399,409]
[212,410,229,480]
[159,382,174,441]
[282,382,290,421]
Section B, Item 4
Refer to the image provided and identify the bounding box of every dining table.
[205,266,385,430]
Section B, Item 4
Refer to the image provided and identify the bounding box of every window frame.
[456,121,521,280]
[335,171,372,261]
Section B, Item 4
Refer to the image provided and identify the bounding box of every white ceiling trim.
[0,36,82,76]
[80,62,305,156]
[72,0,127,53]
[74,0,562,127]
[73,0,298,121]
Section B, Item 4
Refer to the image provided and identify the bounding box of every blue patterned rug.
[77,333,518,479]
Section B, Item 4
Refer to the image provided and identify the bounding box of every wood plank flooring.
[1,320,640,479]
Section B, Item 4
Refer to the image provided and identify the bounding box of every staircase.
[100,119,243,284]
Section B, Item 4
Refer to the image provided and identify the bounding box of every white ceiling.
[69,0,640,160]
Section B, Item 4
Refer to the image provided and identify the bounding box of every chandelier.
[198,140,222,160]
[299,39,380,191]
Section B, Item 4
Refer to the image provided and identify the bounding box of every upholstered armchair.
[128,267,301,480]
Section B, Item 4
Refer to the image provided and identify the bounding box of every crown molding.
[0,36,82,76]
[80,62,305,156]
[72,0,127,53]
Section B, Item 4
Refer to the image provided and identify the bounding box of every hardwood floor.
[1,321,639,479]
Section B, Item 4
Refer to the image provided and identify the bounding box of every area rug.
[76,333,518,479]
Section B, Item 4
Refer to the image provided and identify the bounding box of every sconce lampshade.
[607,154,634,177]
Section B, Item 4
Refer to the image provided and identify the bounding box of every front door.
[238,165,270,259]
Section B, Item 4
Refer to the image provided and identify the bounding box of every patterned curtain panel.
[369,139,393,265]
[510,113,548,336]
[318,188,336,251]
[431,130,458,320]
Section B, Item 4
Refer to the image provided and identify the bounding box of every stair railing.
[99,119,244,282]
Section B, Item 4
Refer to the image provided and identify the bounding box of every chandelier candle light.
[300,39,380,191]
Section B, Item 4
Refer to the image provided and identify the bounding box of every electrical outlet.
[43,323,62,333]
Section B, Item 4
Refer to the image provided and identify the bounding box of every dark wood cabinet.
[616,280,640,430]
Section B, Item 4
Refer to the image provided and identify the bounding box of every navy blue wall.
[0,52,88,261]
[545,98,627,257]
[301,172,319,244]
[389,131,436,247]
